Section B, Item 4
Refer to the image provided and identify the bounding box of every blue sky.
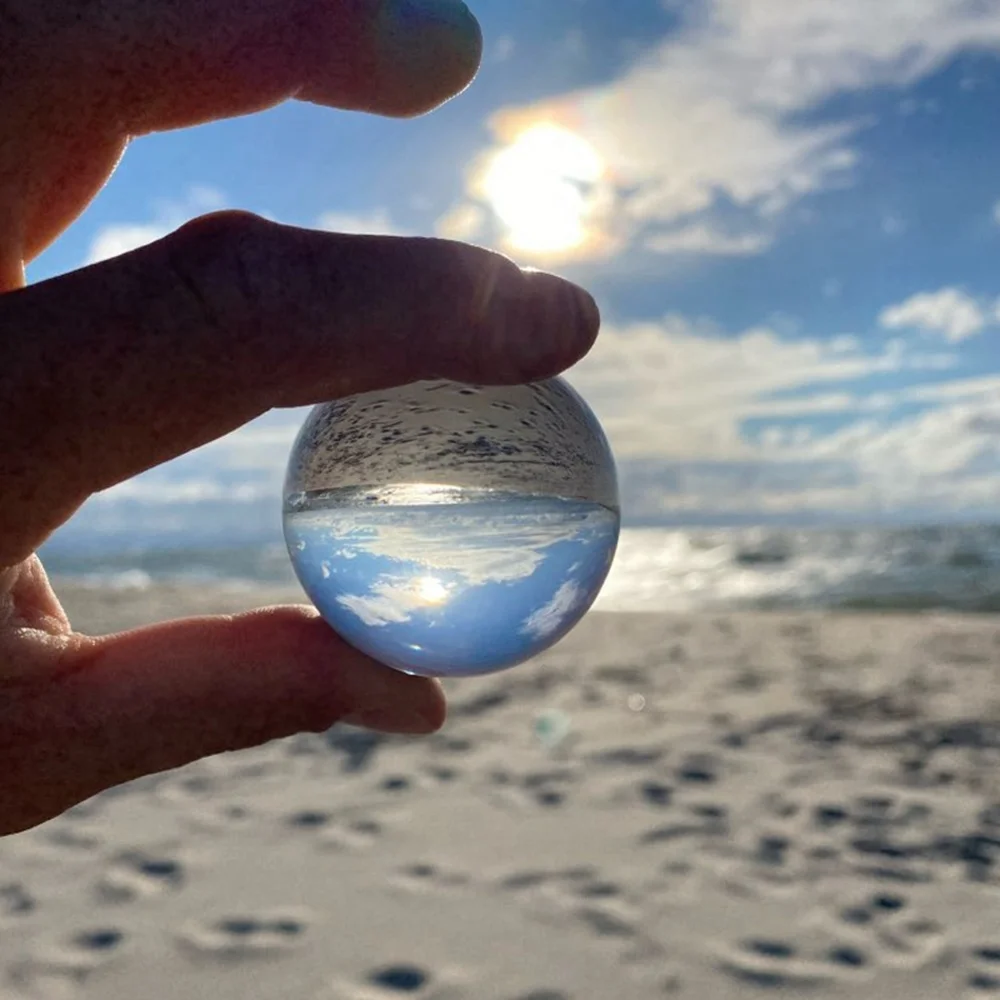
[32,0,1000,547]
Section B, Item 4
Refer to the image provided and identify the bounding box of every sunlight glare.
[482,123,604,255]
[417,576,450,604]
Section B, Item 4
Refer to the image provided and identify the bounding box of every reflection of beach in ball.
[283,379,620,678]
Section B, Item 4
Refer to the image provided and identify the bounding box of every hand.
[0,0,601,835]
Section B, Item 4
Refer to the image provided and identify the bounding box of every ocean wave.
[42,524,1000,614]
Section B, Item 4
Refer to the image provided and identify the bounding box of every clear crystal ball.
[283,377,619,678]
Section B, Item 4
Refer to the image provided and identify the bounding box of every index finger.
[0,214,600,567]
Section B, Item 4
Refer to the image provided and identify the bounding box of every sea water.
[284,484,619,677]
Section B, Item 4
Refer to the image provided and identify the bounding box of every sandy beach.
[2,582,1000,998]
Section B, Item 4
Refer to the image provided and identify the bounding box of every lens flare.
[481,123,605,255]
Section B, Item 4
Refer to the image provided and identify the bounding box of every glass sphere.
[283,377,619,678]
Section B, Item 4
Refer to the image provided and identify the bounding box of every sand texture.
[2,584,1000,998]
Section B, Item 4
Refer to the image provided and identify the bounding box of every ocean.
[39,522,1000,615]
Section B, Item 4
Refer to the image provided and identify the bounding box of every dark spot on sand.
[0,884,34,916]
[369,964,428,992]
[382,776,411,792]
[969,972,1000,991]
[577,907,633,938]
[138,858,183,883]
[678,756,717,784]
[641,782,673,807]
[75,929,124,952]
[828,945,867,968]
[872,893,906,912]
[746,940,795,959]
[288,811,330,829]
[814,805,848,828]
[578,881,620,899]
[218,918,258,936]
[757,835,790,866]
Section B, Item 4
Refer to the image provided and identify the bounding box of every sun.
[480,123,605,256]
[416,576,450,605]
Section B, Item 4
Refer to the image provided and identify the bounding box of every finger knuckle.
[166,210,272,334]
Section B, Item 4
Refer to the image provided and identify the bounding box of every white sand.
[3,583,1000,998]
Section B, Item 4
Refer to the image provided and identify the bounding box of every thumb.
[0,607,445,834]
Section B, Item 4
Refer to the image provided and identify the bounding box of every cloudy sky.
[31,0,1000,546]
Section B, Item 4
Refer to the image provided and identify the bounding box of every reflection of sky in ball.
[285,494,619,677]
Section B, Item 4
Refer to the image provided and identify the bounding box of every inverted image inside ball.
[283,378,620,678]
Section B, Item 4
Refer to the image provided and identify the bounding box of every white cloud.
[801,396,1000,514]
[553,305,1000,521]
[566,314,953,463]
[644,224,771,256]
[453,0,1000,262]
[87,223,170,265]
[315,209,408,237]
[520,580,583,639]
[435,202,488,242]
[95,478,269,504]
[879,287,989,342]
[84,186,226,265]
[337,579,431,628]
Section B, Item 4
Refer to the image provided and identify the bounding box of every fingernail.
[376,0,483,97]
[379,0,482,58]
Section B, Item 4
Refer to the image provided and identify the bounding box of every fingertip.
[523,270,602,374]
[374,0,483,117]
[473,265,602,384]
[340,675,447,734]
[378,2,484,117]
[303,0,484,118]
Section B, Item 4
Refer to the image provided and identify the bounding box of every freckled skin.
[0,0,601,834]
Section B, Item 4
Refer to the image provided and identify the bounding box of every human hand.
[0,0,601,834]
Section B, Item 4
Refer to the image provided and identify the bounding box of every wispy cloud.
[448,0,1000,264]
[879,287,994,342]
[315,209,409,237]
[568,314,953,463]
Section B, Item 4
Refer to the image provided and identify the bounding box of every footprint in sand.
[638,804,727,848]
[380,774,416,794]
[176,910,312,961]
[285,810,334,831]
[326,962,467,1000]
[494,868,662,967]
[367,964,429,992]
[6,927,126,997]
[714,939,837,990]
[834,891,945,970]
[95,850,186,903]
[0,884,35,921]
[966,948,1000,993]
[390,862,471,895]
[283,809,386,851]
